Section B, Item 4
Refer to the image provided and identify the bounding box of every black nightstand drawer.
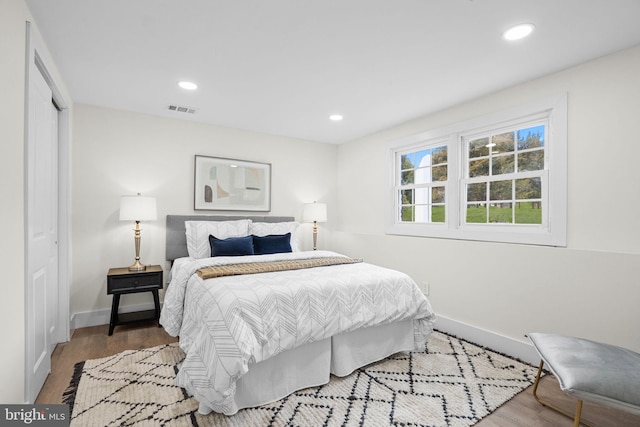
[107,265,163,294]
[109,274,159,292]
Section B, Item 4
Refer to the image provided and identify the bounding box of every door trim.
[24,21,70,403]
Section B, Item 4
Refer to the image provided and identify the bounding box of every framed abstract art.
[194,155,271,211]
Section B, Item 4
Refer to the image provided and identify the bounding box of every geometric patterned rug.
[64,331,539,426]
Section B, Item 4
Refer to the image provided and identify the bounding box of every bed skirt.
[197,319,416,415]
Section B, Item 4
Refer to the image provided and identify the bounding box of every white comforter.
[160,250,435,414]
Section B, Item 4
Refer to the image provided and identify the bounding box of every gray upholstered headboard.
[166,214,295,261]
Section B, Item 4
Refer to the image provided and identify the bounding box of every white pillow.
[250,221,301,252]
[185,219,251,259]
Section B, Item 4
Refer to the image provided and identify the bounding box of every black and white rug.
[64,331,538,426]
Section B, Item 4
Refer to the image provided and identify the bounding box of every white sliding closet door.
[25,62,59,403]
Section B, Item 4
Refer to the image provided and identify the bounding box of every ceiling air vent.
[168,105,199,114]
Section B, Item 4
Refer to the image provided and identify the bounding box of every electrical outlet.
[421,280,430,296]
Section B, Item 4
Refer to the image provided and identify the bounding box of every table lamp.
[302,202,327,250]
[119,193,157,271]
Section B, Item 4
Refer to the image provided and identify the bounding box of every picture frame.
[194,155,271,211]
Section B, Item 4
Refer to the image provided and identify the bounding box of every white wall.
[0,0,29,404]
[335,44,640,353]
[70,105,337,324]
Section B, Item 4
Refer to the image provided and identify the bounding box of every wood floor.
[37,322,640,426]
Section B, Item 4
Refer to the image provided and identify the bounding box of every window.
[463,123,546,226]
[398,145,448,223]
[388,94,567,246]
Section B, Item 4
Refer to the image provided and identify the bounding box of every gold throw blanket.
[197,256,363,280]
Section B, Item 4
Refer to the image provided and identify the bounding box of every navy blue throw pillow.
[209,235,254,257]
[252,233,292,255]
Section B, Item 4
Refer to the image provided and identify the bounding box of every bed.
[160,215,436,416]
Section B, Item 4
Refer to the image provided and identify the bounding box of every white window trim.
[387,94,567,246]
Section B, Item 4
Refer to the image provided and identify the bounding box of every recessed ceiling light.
[329,114,343,121]
[178,81,198,90]
[503,24,535,41]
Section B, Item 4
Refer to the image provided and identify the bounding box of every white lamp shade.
[119,195,157,221]
[303,202,327,223]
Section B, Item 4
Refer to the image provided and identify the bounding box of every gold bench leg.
[532,360,590,427]
[574,400,583,427]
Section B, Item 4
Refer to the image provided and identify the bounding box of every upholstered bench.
[528,333,640,427]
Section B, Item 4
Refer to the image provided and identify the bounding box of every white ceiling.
[25,0,640,144]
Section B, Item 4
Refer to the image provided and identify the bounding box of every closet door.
[25,63,59,403]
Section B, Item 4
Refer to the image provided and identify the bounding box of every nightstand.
[107,265,163,335]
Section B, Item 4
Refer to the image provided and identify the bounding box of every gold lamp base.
[128,260,146,271]
[312,220,319,250]
[128,220,146,271]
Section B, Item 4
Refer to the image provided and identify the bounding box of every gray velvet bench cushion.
[529,332,640,417]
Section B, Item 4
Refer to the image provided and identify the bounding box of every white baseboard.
[70,302,157,330]
[435,315,540,365]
